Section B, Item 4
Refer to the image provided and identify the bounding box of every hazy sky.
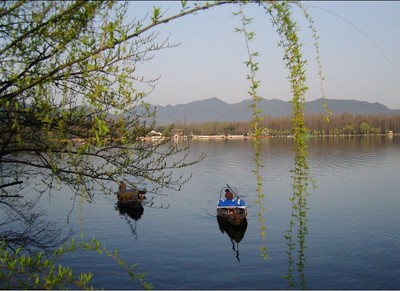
[128,1,400,109]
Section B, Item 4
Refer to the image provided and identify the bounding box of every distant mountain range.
[151,97,400,125]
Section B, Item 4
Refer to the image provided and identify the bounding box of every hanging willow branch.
[235,0,323,262]
[1,1,328,288]
[234,3,268,261]
[263,2,316,287]
[297,2,332,121]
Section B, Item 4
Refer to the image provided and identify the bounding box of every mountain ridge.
[151,97,400,125]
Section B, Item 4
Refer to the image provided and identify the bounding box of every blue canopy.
[218,198,246,207]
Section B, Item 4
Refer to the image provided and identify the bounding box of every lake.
[43,136,400,289]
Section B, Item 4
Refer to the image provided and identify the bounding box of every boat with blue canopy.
[217,184,248,225]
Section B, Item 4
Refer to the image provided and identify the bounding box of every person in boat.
[117,181,137,203]
[117,180,146,203]
[225,189,233,200]
[118,181,127,191]
[218,189,246,207]
[117,181,129,203]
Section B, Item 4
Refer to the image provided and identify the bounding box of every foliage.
[0,0,208,201]
[265,2,314,287]
[0,238,151,289]
[168,113,400,136]
[0,0,227,288]
[231,1,316,269]
[360,121,371,134]
[234,3,268,260]
[0,0,350,289]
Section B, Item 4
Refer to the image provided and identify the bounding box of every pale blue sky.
[128,1,400,109]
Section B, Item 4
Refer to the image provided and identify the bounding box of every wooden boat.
[217,184,248,226]
[116,181,147,207]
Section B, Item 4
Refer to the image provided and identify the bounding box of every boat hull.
[217,207,248,226]
[117,199,143,208]
[116,189,146,205]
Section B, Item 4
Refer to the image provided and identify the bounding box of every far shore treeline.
[156,113,400,136]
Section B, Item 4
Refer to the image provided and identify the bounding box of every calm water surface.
[45,136,400,289]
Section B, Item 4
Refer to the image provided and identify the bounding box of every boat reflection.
[217,216,248,262]
[115,203,144,240]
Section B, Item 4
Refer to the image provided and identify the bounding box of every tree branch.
[0,180,23,189]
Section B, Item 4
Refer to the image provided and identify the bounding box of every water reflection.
[0,178,72,255]
[115,203,144,240]
[217,216,248,262]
